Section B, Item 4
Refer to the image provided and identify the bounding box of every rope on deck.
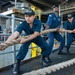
[22,58,75,75]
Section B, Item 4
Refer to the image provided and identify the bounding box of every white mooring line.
[22,58,75,75]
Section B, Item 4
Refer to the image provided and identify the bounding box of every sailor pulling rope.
[0,28,74,51]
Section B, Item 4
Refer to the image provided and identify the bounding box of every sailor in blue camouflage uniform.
[45,5,65,55]
[3,9,52,75]
[64,14,75,54]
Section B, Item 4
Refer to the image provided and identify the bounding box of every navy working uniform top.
[15,18,51,60]
[16,18,41,35]
[64,18,75,30]
[46,13,61,28]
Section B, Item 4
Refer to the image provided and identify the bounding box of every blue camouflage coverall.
[46,13,65,53]
[16,18,51,60]
[64,18,75,49]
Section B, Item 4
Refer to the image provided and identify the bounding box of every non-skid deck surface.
[0,46,75,75]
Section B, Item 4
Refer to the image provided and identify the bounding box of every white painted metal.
[11,14,16,64]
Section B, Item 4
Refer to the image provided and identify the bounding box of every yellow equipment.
[31,5,42,58]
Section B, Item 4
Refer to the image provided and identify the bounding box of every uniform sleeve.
[15,22,24,34]
[46,14,52,27]
[34,20,42,32]
[63,21,68,29]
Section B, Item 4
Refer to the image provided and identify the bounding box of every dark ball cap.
[67,14,73,18]
[52,5,58,9]
[24,9,35,16]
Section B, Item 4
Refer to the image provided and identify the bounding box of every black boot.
[58,51,65,55]
[41,56,50,66]
[13,60,21,75]
[46,56,52,63]
[66,48,71,54]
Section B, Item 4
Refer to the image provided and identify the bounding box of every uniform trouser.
[16,36,51,60]
[66,33,75,49]
[47,32,65,53]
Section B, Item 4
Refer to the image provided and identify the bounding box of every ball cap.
[67,14,73,18]
[52,5,58,9]
[24,9,35,16]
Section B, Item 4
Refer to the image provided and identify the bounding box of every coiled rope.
[22,58,75,75]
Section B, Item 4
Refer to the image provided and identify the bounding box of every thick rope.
[0,28,73,50]
[0,29,56,50]
[22,58,75,75]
